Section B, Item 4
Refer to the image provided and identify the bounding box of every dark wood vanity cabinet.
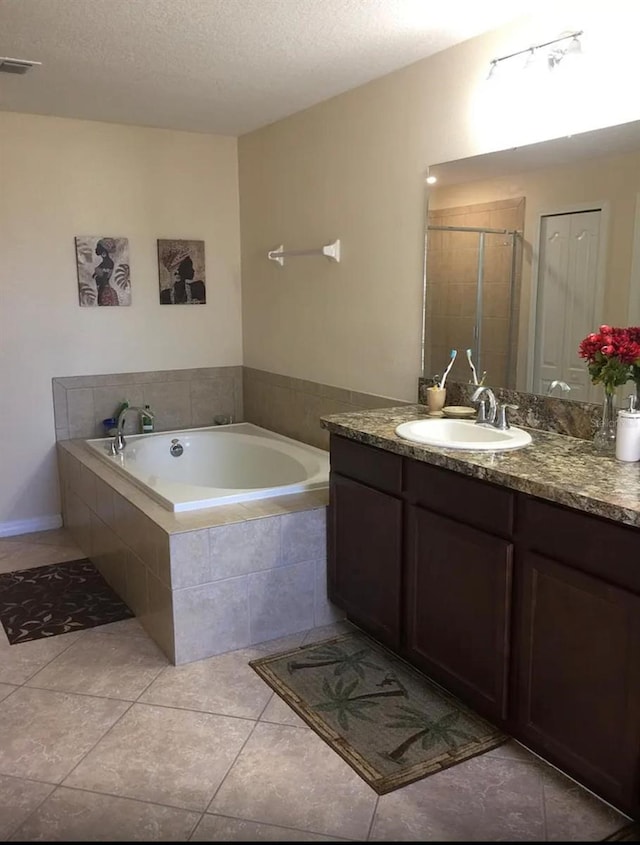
[515,497,640,814]
[327,435,403,649]
[403,461,514,725]
[327,432,640,817]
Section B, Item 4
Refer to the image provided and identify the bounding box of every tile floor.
[0,528,635,842]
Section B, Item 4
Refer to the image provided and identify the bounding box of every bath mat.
[0,558,134,645]
[249,630,508,794]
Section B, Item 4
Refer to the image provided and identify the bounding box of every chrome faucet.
[547,380,571,395]
[109,406,155,455]
[471,386,518,431]
[471,386,497,425]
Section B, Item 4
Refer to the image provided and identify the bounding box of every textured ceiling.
[0,0,539,136]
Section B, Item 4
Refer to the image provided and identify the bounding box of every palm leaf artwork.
[287,644,382,679]
[385,704,475,763]
[78,280,97,307]
[114,263,130,291]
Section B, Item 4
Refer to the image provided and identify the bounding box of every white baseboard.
[0,514,63,538]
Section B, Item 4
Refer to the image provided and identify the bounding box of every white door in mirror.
[395,418,532,451]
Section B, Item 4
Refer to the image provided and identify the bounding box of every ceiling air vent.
[0,57,42,74]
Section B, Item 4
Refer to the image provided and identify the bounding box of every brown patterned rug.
[250,630,508,794]
[0,559,134,644]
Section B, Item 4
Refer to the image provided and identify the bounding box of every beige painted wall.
[4,3,640,529]
[429,148,640,388]
[238,5,640,402]
[0,112,241,531]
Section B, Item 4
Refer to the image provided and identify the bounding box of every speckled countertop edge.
[320,404,640,529]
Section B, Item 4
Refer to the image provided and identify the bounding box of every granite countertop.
[320,404,640,529]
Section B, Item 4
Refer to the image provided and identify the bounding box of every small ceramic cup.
[426,386,446,415]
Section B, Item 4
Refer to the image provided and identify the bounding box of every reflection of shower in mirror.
[424,214,523,394]
[422,119,640,402]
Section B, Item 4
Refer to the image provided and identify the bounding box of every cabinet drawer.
[329,434,402,494]
[405,460,514,538]
[519,496,640,594]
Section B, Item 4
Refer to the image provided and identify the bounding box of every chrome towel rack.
[267,239,340,266]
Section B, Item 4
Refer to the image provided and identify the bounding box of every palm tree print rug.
[0,559,134,645]
[250,631,508,794]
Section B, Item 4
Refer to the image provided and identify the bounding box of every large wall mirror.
[422,120,640,402]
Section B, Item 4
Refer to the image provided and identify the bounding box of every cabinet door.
[516,551,640,815]
[327,472,402,649]
[405,505,512,723]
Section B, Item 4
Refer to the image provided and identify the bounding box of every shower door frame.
[425,224,519,385]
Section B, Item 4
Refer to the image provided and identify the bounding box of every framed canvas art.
[157,239,206,305]
[75,236,131,306]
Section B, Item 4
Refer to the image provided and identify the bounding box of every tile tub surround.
[243,367,409,451]
[56,439,342,665]
[320,404,640,529]
[52,366,244,441]
[418,378,602,440]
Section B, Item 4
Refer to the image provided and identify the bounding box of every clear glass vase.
[593,390,617,454]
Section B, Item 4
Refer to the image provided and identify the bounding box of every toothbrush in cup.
[466,348,479,386]
[439,349,457,389]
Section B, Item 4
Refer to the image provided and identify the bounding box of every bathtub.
[84,422,329,512]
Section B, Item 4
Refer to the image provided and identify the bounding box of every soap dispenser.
[615,395,640,462]
[141,404,154,434]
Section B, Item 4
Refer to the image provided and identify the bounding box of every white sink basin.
[395,418,532,451]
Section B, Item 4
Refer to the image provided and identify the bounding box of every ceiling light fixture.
[487,31,583,79]
[0,56,42,75]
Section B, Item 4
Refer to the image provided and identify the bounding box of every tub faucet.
[109,406,155,454]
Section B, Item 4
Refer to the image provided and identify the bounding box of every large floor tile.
[63,702,254,811]
[0,686,129,783]
[140,647,275,719]
[208,721,378,840]
[3,529,81,549]
[0,542,85,572]
[94,616,150,637]
[10,785,201,841]
[0,631,86,685]
[542,764,630,841]
[192,813,349,841]
[259,692,308,728]
[0,683,17,702]
[26,629,168,700]
[300,620,355,646]
[0,774,54,840]
[369,753,548,841]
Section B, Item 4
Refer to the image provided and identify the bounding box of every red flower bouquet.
[578,325,640,395]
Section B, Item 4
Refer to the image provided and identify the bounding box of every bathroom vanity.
[321,405,640,819]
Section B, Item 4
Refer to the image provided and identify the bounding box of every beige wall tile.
[67,388,97,439]
[190,376,236,428]
[124,549,148,618]
[173,576,250,664]
[169,530,211,590]
[142,381,192,432]
[144,571,175,664]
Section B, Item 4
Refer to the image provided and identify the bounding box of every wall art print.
[157,239,206,305]
[75,236,131,307]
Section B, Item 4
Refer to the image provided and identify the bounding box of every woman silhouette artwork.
[160,245,206,305]
[93,238,119,306]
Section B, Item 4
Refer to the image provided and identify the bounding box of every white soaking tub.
[84,423,329,512]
